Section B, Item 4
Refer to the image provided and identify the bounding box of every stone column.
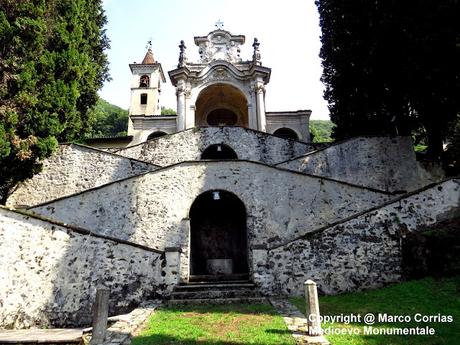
[255,83,266,132]
[164,247,182,289]
[186,104,195,129]
[176,83,186,131]
[247,103,257,129]
[305,280,323,336]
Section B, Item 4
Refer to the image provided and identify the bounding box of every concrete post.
[90,288,110,345]
[305,280,322,336]
[164,247,182,288]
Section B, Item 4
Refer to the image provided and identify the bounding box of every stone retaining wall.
[7,144,157,208]
[0,207,166,329]
[277,137,444,192]
[253,179,460,296]
[115,127,323,166]
[29,161,391,282]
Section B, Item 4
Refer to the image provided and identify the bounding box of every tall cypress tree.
[315,0,457,159]
[0,0,109,202]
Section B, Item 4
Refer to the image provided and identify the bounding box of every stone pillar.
[255,83,266,132]
[90,288,109,345]
[164,247,182,289]
[252,244,270,294]
[247,103,257,129]
[305,280,323,336]
[176,83,186,131]
[186,104,195,129]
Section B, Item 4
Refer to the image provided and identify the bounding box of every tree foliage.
[315,0,458,159]
[161,107,176,115]
[310,120,335,143]
[86,98,128,138]
[0,0,109,202]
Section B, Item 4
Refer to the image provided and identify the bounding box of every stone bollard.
[164,247,182,287]
[90,288,110,345]
[305,280,323,336]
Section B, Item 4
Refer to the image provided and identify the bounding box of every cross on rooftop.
[146,38,152,50]
[215,19,224,30]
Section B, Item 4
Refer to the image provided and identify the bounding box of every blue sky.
[99,0,330,120]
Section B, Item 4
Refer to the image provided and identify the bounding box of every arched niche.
[189,190,249,279]
[195,83,248,127]
[273,127,299,140]
[201,144,238,160]
[147,131,167,140]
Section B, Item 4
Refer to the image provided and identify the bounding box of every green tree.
[86,98,128,138]
[161,107,176,115]
[310,120,335,143]
[315,0,457,159]
[0,0,109,203]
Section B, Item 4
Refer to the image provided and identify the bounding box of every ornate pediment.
[194,29,245,64]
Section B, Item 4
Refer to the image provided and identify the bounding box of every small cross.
[215,19,224,30]
[146,38,152,50]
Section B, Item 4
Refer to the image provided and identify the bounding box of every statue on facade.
[252,38,261,65]
[178,40,187,68]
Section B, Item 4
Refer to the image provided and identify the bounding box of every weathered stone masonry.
[115,127,325,166]
[7,144,158,208]
[253,179,460,296]
[0,207,169,329]
[29,161,393,282]
[277,136,444,192]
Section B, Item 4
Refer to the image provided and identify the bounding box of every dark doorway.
[189,190,248,279]
[207,108,238,126]
[201,144,238,160]
[147,131,167,140]
[273,127,299,140]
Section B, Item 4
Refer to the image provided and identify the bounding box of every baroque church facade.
[1,27,459,329]
[127,27,310,145]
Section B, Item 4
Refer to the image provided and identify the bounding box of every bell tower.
[127,43,169,143]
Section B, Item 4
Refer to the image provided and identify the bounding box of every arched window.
[139,75,150,87]
[147,131,167,140]
[273,127,299,140]
[140,93,148,105]
[201,144,238,160]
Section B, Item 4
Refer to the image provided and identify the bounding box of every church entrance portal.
[189,190,249,281]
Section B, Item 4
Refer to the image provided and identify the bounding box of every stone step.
[189,274,249,282]
[171,288,259,300]
[174,282,255,292]
[167,297,267,306]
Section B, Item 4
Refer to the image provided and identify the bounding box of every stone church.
[1,27,459,329]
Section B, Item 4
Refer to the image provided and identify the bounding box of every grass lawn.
[290,276,460,345]
[132,303,295,345]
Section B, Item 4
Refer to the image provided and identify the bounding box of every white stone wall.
[277,136,444,192]
[29,161,392,280]
[0,207,166,329]
[115,127,321,166]
[6,144,157,208]
[254,179,460,296]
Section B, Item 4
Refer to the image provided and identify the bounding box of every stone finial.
[178,40,187,68]
[252,38,261,65]
[304,280,323,336]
